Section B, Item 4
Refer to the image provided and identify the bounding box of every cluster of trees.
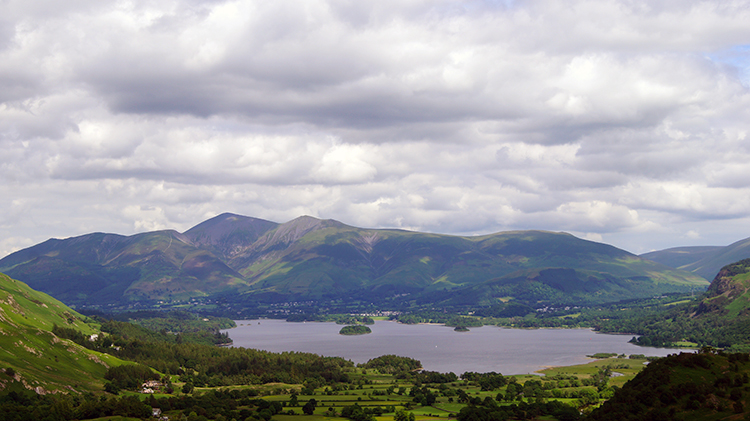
[457,398,581,421]
[0,384,294,421]
[339,403,381,421]
[339,325,372,335]
[409,386,438,406]
[102,363,160,394]
[461,372,508,391]
[76,310,236,346]
[0,391,153,421]
[588,351,750,420]
[413,371,458,384]
[166,346,352,387]
[57,315,355,389]
[53,317,227,355]
[52,324,115,350]
[97,309,236,332]
[359,355,422,374]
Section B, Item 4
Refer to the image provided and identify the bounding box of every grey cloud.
[3,0,750,258]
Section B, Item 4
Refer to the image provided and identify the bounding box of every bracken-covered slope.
[0,273,124,394]
[641,236,750,280]
[0,213,708,307]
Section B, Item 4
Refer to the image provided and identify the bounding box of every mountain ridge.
[640,236,750,280]
[0,213,708,309]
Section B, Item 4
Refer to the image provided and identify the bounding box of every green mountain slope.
[0,230,247,305]
[0,273,125,394]
[231,226,707,305]
[0,213,708,308]
[601,258,750,350]
[641,236,750,280]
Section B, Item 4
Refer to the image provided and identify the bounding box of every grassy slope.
[0,273,127,394]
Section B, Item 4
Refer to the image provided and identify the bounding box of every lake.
[222,319,690,375]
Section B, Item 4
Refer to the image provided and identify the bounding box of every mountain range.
[0,213,708,309]
[640,236,750,280]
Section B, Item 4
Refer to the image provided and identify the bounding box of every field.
[151,355,654,421]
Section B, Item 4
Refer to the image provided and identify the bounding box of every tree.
[182,382,194,394]
[592,367,611,392]
[394,409,410,421]
[105,382,120,395]
[576,389,599,409]
[302,398,317,415]
[341,404,376,421]
[393,409,415,421]
[259,408,273,420]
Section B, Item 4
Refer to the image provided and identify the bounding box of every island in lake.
[339,325,372,335]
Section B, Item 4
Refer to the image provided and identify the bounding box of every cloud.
[2,0,750,257]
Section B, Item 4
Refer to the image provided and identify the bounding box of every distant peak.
[216,212,243,220]
[285,215,346,228]
[290,215,320,222]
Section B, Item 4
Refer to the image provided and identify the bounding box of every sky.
[2,0,750,258]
